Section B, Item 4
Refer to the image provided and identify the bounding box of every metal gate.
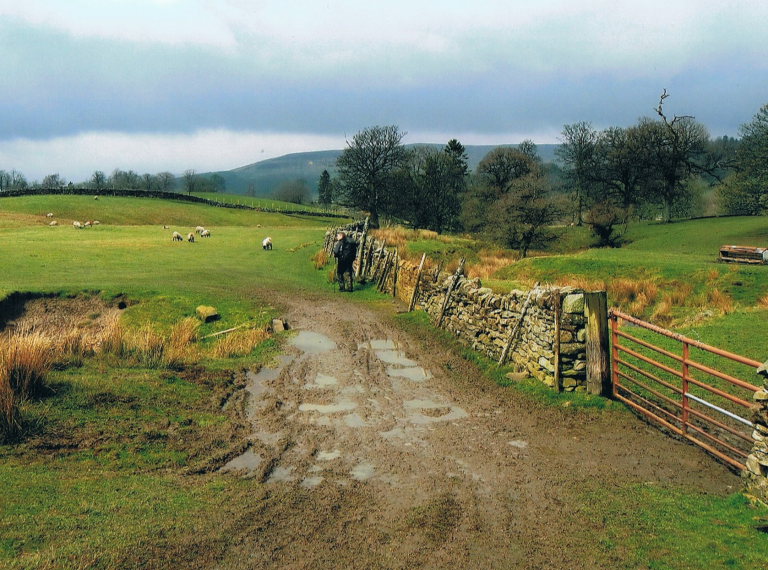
[609,309,761,470]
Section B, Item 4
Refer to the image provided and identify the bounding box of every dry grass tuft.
[0,365,19,442]
[651,298,673,326]
[664,282,694,306]
[708,288,733,314]
[313,249,329,269]
[100,313,127,357]
[556,275,607,292]
[126,324,167,368]
[210,328,270,358]
[371,227,408,250]
[170,318,200,348]
[466,250,516,280]
[758,294,768,309]
[0,333,54,398]
[609,278,659,315]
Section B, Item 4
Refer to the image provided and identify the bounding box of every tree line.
[325,94,768,255]
[0,168,227,194]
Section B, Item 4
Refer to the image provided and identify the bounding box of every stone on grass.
[196,305,219,322]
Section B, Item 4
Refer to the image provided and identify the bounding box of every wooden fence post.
[391,249,399,297]
[408,253,427,312]
[498,283,539,366]
[436,258,465,328]
[584,291,611,396]
[355,217,369,279]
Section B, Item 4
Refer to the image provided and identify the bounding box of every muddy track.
[216,291,738,569]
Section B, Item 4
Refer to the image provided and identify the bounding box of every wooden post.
[498,283,539,366]
[371,240,386,282]
[364,238,376,281]
[391,249,399,298]
[355,217,369,279]
[584,291,611,396]
[436,258,465,328]
[377,251,393,292]
[553,289,562,392]
[408,253,427,312]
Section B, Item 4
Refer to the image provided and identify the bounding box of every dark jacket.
[333,237,358,263]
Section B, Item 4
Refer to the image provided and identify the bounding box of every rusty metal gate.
[609,309,761,470]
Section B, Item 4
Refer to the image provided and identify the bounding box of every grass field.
[1,197,767,568]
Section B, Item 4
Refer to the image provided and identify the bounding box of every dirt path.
[216,292,738,569]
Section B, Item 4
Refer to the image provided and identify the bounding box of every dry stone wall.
[745,374,768,505]
[324,222,589,391]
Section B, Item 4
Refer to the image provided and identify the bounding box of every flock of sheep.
[43,209,273,249]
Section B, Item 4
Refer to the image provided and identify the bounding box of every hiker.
[332,231,358,292]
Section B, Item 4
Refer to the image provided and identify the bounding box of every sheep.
[49,220,58,226]
[187,232,195,243]
[195,226,205,234]
[73,221,83,229]
[84,220,93,228]
[200,229,211,238]
[163,225,169,229]
[262,236,273,250]
[93,220,101,225]
[172,231,183,241]
[46,212,54,218]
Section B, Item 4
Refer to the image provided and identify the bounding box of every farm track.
[215,290,738,569]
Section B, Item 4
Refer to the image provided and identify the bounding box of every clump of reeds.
[1,333,54,398]
[758,294,768,309]
[609,278,659,316]
[54,330,92,368]
[126,324,167,368]
[313,249,329,269]
[99,313,127,358]
[0,364,19,442]
[210,328,270,358]
[556,275,607,292]
[650,298,674,326]
[370,227,408,250]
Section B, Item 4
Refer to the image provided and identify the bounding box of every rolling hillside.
[201,143,560,197]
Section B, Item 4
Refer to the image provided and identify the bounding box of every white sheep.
[93,220,101,225]
[163,225,170,229]
[262,236,273,250]
[73,221,83,229]
[49,220,58,226]
[172,231,183,241]
[187,232,195,243]
[84,220,93,228]
[46,212,54,218]
[195,226,205,234]
[200,229,211,238]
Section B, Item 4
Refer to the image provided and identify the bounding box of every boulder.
[196,305,219,322]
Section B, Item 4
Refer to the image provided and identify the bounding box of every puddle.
[300,476,324,488]
[254,430,283,445]
[220,448,263,476]
[299,400,357,414]
[303,373,340,390]
[404,399,469,424]
[386,366,432,382]
[343,413,367,428]
[244,355,294,415]
[375,350,417,367]
[316,450,341,461]
[291,330,337,354]
[350,462,375,481]
[358,339,397,351]
[266,465,295,483]
[508,440,529,449]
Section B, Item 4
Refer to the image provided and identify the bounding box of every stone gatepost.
[744,367,768,505]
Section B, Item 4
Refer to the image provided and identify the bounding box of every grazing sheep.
[195,226,205,234]
[172,231,183,241]
[84,220,93,228]
[262,236,273,250]
[49,220,58,226]
[163,225,169,229]
[73,221,83,229]
[187,233,195,243]
[46,212,54,218]
[93,220,101,225]
[200,229,211,238]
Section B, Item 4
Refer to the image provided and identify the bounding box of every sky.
[0,0,766,182]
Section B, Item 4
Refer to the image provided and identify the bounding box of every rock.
[754,390,768,402]
[562,293,584,314]
[271,318,289,332]
[505,371,529,382]
[196,305,219,322]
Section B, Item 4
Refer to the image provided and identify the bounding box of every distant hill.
[201,143,560,197]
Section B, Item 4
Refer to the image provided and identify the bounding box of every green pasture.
[189,191,351,215]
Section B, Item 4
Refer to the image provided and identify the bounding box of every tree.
[109,169,140,190]
[336,125,408,227]
[273,179,311,204]
[141,173,154,191]
[317,170,333,205]
[644,91,710,221]
[556,122,599,225]
[182,169,198,195]
[719,104,768,214]
[488,173,560,258]
[90,170,107,191]
[156,172,175,192]
[42,173,65,188]
[476,146,537,195]
[0,170,27,191]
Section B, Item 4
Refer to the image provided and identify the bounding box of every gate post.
[584,291,611,397]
